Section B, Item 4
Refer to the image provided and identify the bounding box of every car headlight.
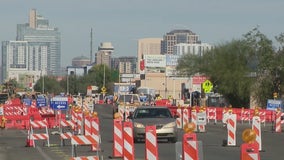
[164,122,176,128]
[134,122,145,128]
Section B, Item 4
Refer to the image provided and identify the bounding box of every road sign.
[202,80,213,93]
[50,97,68,110]
[0,107,3,116]
[36,98,47,107]
[197,112,207,125]
[101,86,107,92]
[23,98,32,106]
[267,99,283,111]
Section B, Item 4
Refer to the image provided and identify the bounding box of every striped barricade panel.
[32,133,49,140]
[60,120,76,146]
[70,156,99,160]
[71,135,97,145]
[30,120,50,147]
[60,132,73,139]
[30,120,48,129]
[71,135,98,158]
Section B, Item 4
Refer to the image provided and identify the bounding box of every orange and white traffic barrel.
[198,107,206,133]
[252,115,262,151]
[227,113,237,146]
[112,118,123,158]
[240,129,260,160]
[145,125,158,160]
[123,121,135,160]
[182,133,198,160]
[275,108,282,133]
[176,108,183,129]
[191,107,197,132]
[183,108,189,130]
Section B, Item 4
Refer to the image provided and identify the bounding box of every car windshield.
[118,94,139,103]
[134,108,172,118]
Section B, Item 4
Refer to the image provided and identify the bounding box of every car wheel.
[134,138,139,143]
[169,137,177,143]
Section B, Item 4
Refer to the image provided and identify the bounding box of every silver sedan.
[128,106,178,143]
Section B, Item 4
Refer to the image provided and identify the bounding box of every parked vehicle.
[128,106,178,143]
[112,93,141,117]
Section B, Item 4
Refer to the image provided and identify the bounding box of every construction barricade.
[111,118,123,158]
[252,115,262,151]
[241,108,251,124]
[182,132,199,160]
[240,129,260,160]
[176,108,183,129]
[60,119,76,146]
[123,121,135,160]
[227,113,237,146]
[198,107,206,132]
[145,125,158,160]
[206,107,217,124]
[191,107,197,132]
[275,109,282,133]
[71,135,99,159]
[28,119,50,147]
[84,114,101,151]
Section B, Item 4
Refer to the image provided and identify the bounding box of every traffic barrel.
[182,122,198,160]
[123,121,135,160]
[111,118,123,158]
[191,107,197,132]
[240,129,260,160]
[275,108,282,133]
[252,115,262,151]
[176,108,183,129]
[227,113,237,146]
[183,108,189,128]
[145,125,158,160]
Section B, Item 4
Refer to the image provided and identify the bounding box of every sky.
[1,0,284,67]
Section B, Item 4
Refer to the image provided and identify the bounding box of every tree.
[176,28,284,108]
[33,76,64,94]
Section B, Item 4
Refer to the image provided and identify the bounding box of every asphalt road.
[0,104,284,160]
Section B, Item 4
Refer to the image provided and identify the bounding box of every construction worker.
[1,116,7,129]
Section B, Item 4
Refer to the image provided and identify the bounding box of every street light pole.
[67,71,69,95]
[41,70,44,94]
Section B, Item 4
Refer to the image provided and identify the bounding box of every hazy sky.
[1,0,283,67]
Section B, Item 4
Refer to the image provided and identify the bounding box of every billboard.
[166,54,180,66]
[144,55,166,67]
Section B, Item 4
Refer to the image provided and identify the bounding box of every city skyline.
[1,0,284,67]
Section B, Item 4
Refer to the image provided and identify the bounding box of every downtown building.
[1,9,61,88]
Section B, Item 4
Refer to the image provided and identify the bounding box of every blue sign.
[50,97,68,110]
[266,99,283,111]
[23,98,32,106]
[36,98,47,107]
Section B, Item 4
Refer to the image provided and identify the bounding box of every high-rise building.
[95,42,114,68]
[137,38,162,73]
[173,43,213,56]
[161,29,200,55]
[16,9,61,75]
[72,56,91,67]
[112,56,137,74]
[1,41,29,82]
[1,9,61,86]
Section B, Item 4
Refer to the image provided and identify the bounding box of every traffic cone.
[25,130,33,147]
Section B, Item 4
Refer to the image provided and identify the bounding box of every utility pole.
[90,28,93,64]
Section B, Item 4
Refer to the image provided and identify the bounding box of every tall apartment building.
[1,9,60,85]
[173,43,213,56]
[112,56,137,74]
[161,29,200,55]
[16,9,61,75]
[137,38,162,73]
[95,42,114,68]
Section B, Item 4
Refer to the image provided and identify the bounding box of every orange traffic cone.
[25,130,33,147]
